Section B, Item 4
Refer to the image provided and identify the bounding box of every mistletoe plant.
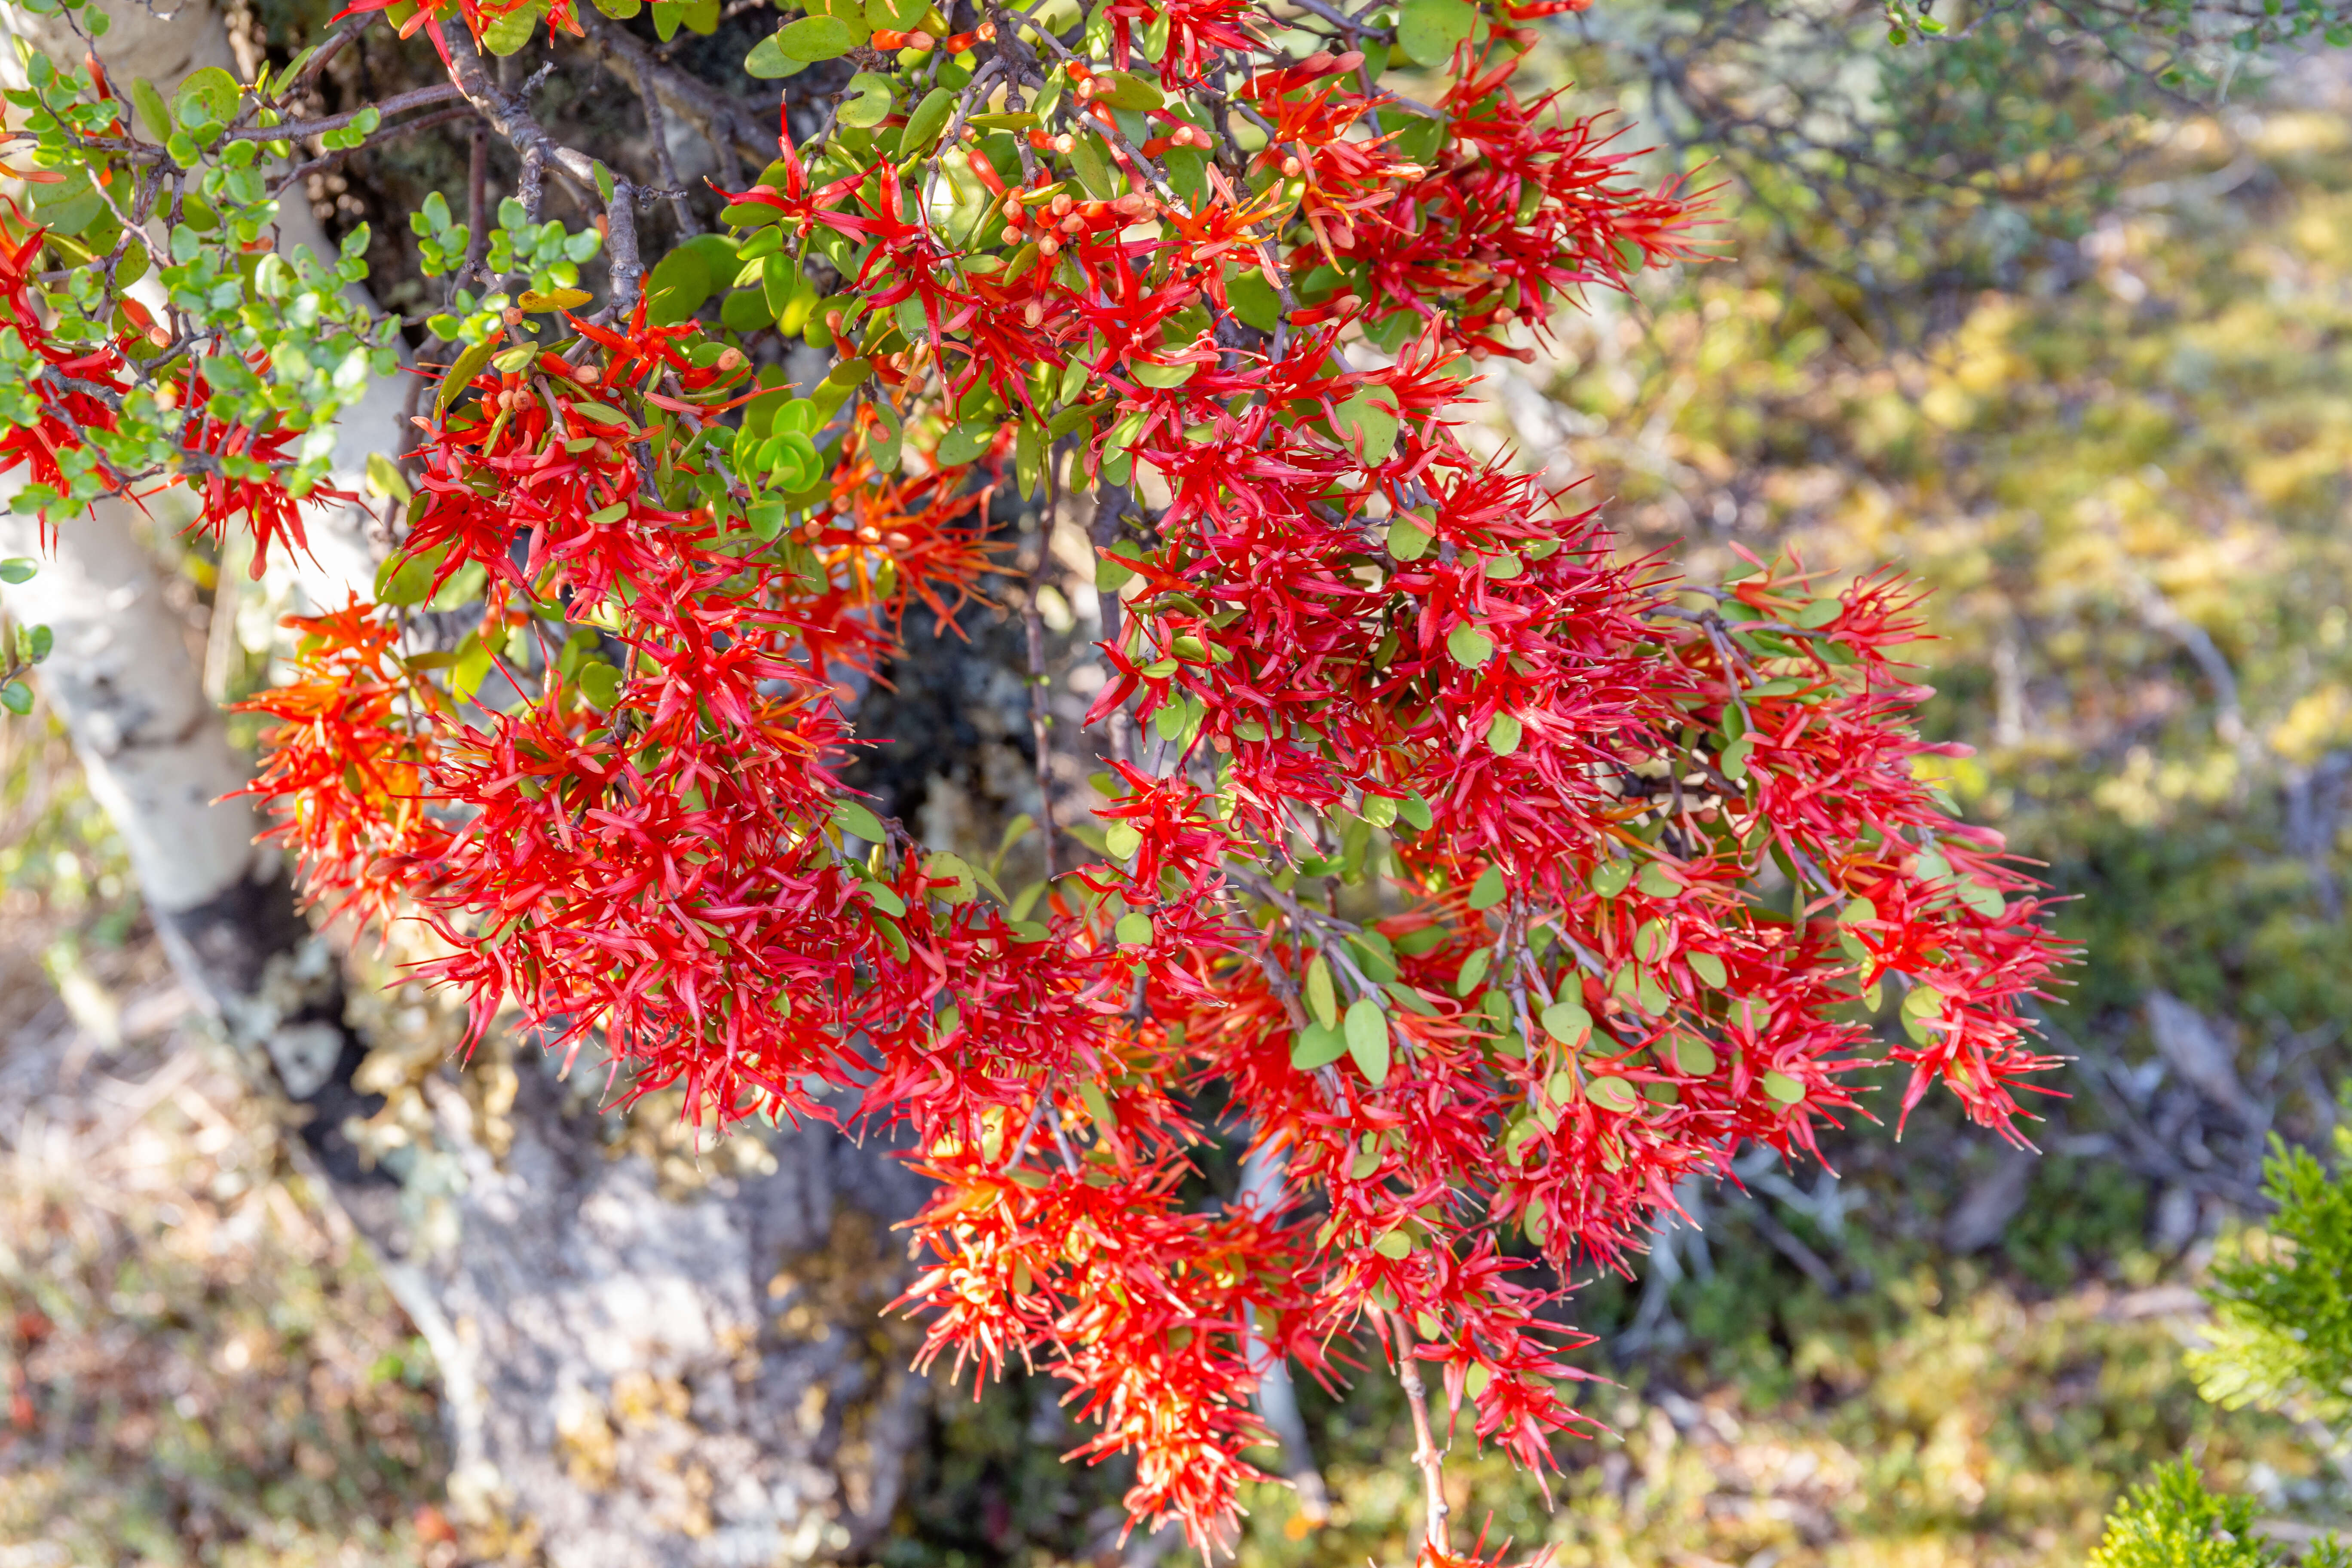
[0,0,2071,1554]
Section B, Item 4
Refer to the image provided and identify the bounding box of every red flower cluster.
[232,596,449,937]
[212,3,2077,1556]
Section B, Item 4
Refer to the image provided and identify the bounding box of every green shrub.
[2190,1128,2352,1425]
[2088,1459,2346,1568]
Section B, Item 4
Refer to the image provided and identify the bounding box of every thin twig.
[1380,1306,1450,1554]
[461,120,490,293]
[1025,456,1061,878]
[271,104,480,196]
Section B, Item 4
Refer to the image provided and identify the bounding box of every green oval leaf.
[1586,1075,1641,1115]
[644,246,714,326]
[1344,997,1391,1087]
[745,32,806,77]
[1447,623,1494,668]
[937,420,998,465]
[1292,1020,1347,1070]
[1396,0,1475,63]
[1094,69,1165,111]
[839,71,896,128]
[898,86,956,157]
[780,13,859,58]
[1305,954,1338,1031]
[1334,387,1400,465]
[435,336,503,416]
[835,799,887,842]
[480,0,546,55]
[1540,999,1591,1047]
[1134,359,1199,389]
[1672,1034,1718,1077]
[576,659,623,710]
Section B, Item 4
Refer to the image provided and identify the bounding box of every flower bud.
[1050,192,1074,216]
[1038,236,1061,258]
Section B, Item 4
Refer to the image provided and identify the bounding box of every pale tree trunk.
[0,6,937,1561]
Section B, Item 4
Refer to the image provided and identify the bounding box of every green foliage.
[0,33,399,519]
[2191,1126,2352,1422]
[410,191,603,343]
[2088,1458,2348,1568]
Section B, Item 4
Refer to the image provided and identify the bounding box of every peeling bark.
[366,1067,930,1565]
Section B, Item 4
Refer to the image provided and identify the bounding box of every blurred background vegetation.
[3,0,2351,1562]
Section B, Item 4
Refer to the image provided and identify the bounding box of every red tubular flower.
[231,597,451,935]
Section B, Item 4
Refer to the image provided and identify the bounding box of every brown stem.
[1088,479,1133,766]
[1383,1306,1450,1555]
[462,120,490,287]
[1025,458,1060,879]
[519,142,547,224]
[233,82,465,142]
[442,25,601,202]
[606,179,644,310]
